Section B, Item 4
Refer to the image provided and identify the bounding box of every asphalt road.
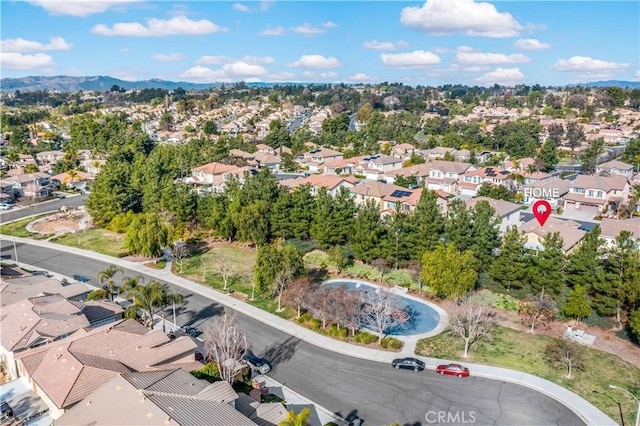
[0,241,585,426]
[0,194,89,223]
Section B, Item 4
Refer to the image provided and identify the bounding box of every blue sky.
[1,0,638,86]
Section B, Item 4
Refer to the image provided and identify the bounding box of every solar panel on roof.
[391,190,412,198]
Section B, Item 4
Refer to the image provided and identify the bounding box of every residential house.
[0,274,90,307]
[299,148,343,172]
[423,161,476,194]
[381,188,423,216]
[466,197,522,234]
[35,151,65,165]
[51,171,94,191]
[3,172,52,198]
[459,167,514,197]
[0,179,16,202]
[563,175,629,214]
[422,147,455,160]
[383,163,432,186]
[504,157,536,172]
[189,162,239,191]
[599,217,640,249]
[57,370,256,426]
[14,318,198,419]
[323,156,366,175]
[280,174,358,197]
[391,143,416,160]
[80,158,106,175]
[595,159,635,178]
[520,176,571,208]
[522,171,551,185]
[350,181,406,210]
[255,143,275,155]
[519,217,587,254]
[252,151,282,170]
[354,154,403,180]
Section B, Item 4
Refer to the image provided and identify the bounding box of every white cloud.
[290,23,327,36]
[323,21,338,28]
[552,56,629,72]
[380,50,441,68]
[180,62,267,83]
[400,0,523,37]
[634,70,640,82]
[267,72,297,82]
[26,0,142,16]
[259,26,285,36]
[91,15,227,37]
[431,47,449,54]
[514,38,551,51]
[455,48,530,65]
[152,53,185,62]
[1,36,73,52]
[0,52,55,70]
[197,55,275,65]
[475,67,525,86]
[260,1,274,11]
[348,73,374,81]
[120,48,131,53]
[302,71,339,79]
[288,55,342,69]
[233,3,251,12]
[363,40,409,51]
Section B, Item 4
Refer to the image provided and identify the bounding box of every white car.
[0,203,13,211]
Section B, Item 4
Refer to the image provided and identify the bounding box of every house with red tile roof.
[466,197,522,234]
[381,187,423,216]
[299,148,343,172]
[599,217,640,248]
[595,159,634,178]
[459,167,515,197]
[280,174,359,197]
[519,217,587,254]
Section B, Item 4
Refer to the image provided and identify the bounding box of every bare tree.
[360,287,408,345]
[407,261,424,293]
[333,285,362,335]
[273,261,297,312]
[171,243,190,273]
[202,313,249,384]
[213,256,237,292]
[371,258,389,283]
[518,295,556,334]
[450,300,495,358]
[305,285,334,329]
[282,277,317,319]
[544,338,586,378]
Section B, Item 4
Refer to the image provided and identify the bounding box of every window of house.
[587,190,594,197]
[573,187,585,193]
[597,191,603,198]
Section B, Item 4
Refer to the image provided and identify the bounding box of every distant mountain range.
[1,75,639,93]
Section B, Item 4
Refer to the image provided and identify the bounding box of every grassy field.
[0,215,48,238]
[52,229,129,258]
[416,326,640,426]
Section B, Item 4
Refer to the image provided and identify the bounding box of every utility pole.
[13,238,20,268]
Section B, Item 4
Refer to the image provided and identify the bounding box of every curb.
[3,236,617,426]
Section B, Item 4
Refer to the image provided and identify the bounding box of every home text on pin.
[523,188,560,199]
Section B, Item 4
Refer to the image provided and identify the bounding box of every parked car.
[184,327,201,337]
[194,351,204,362]
[241,351,271,374]
[73,274,87,282]
[0,203,13,210]
[391,357,425,372]
[436,363,470,377]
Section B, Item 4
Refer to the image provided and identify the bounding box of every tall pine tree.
[490,227,530,292]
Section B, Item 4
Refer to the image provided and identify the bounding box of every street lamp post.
[594,390,624,426]
[13,238,20,268]
[610,384,640,426]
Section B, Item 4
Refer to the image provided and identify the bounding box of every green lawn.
[52,229,129,258]
[416,326,640,426]
[0,215,48,238]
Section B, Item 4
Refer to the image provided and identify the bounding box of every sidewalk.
[5,236,617,426]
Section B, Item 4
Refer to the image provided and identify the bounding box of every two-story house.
[466,197,522,234]
[563,174,629,214]
[459,167,514,197]
[4,172,52,198]
[0,179,16,202]
[299,148,344,172]
[354,154,403,180]
[599,217,640,249]
[520,176,571,207]
[189,162,239,190]
[391,143,416,160]
[595,159,635,178]
[519,217,587,254]
[423,161,476,194]
[350,181,407,210]
[279,174,359,197]
[381,188,423,216]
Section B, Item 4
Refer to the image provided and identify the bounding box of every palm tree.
[127,281,165,329]
[277,408,311,426]
[120,276,144,303]
[97,265,124,301]
[157,287,185,332]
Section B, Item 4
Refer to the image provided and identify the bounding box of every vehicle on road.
[73,274,87,282]
[0,203,13,210]
[241,351,271,374]
[436,363,470,377]
[391,357,425,372]
[184,327,201,337]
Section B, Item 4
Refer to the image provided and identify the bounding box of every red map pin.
[532,200,552,226]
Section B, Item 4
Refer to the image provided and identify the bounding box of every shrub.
[108,210,136,233]
[308,317,322,330]
[191,362,220,383]
[124,305,138,319]
[86,289,108,301]
[380,337,403,350]
[285,239,317,254]
[297,312,312,324]
[354,331,378,344]
[327,324,348,338]
[492,294,519,311]
[583,312,617,329]
[383,270,414,287]
[304,252,328,267]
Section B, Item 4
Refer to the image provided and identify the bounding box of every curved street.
[0,240,586,425]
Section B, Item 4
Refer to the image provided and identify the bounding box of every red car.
[436,363,469,377]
